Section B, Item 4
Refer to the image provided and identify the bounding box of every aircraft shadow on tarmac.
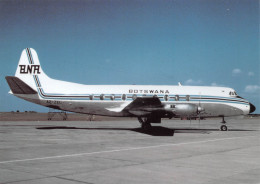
[36,126,256,136]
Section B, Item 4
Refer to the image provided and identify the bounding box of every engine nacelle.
[170,104,199,116]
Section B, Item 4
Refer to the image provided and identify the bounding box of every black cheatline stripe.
[26,48,32,64]
[37,89,248,104]
[39,88,45,98]
[39,88,90,98]
[39,90,122,99]
[33,76,38,87]
[35,78,247,104]
[29,48,34,64]
[191,97,247,103]
[28,48,34,64]
[26,48,33,64]
[37,85,248,104]
[36,76,41,87]
[34,75,40,87]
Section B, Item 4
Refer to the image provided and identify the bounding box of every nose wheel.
[220,124,227,131]
[220,117,228,131]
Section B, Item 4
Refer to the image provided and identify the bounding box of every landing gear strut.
[138,117,152,132]
[220,116,228,131]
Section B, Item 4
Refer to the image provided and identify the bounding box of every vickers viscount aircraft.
[6,48,256,131]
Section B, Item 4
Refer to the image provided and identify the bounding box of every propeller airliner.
[6,48,256,131]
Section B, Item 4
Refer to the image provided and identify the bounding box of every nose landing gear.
[220,124,227,131]
[220,117,228,131]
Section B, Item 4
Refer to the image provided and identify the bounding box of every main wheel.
[138,117,149,124]
[138,117,152,132]
[141,122,152,132]
[220,125,228,131]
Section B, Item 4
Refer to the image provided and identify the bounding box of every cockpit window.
[229,91,238,96]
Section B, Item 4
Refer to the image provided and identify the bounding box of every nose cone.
[249,103,256,113]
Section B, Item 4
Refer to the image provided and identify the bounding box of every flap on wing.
[128,110,151,116]
[106,106,126,112]
[106,102,131,112]
[5,76,37,94]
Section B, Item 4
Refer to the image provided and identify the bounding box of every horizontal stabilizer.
[5,76,37,94]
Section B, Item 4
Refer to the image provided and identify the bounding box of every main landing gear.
[220,116,228,131]
[138,117,152,132]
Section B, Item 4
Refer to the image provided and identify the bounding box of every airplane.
[5,48,256,131]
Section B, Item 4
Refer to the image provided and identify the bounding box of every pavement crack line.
[56,161,145,179]
[2,176,56,184]
[0,135,256,164]
[55,176,94,184]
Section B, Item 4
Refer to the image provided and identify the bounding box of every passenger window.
[186,95,190,101]
[132,94,137,100]
[100,94,104,100]
[122,94,126,101]
[164,95,169,101]
[110,94,115,100]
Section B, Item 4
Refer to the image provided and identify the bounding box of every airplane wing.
[123,97,164,116]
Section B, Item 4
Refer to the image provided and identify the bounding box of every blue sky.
[0,0,259,113]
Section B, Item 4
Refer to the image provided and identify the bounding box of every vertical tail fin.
[13,48,49,92]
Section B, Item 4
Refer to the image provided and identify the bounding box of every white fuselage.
[16,77,251,117]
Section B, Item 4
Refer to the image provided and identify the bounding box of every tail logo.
[19,65,41,74]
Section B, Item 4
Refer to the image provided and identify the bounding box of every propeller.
[197,93,204,128]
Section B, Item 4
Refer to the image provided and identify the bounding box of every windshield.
[229,91,238,97]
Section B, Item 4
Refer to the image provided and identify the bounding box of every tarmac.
[0,118,259,184]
